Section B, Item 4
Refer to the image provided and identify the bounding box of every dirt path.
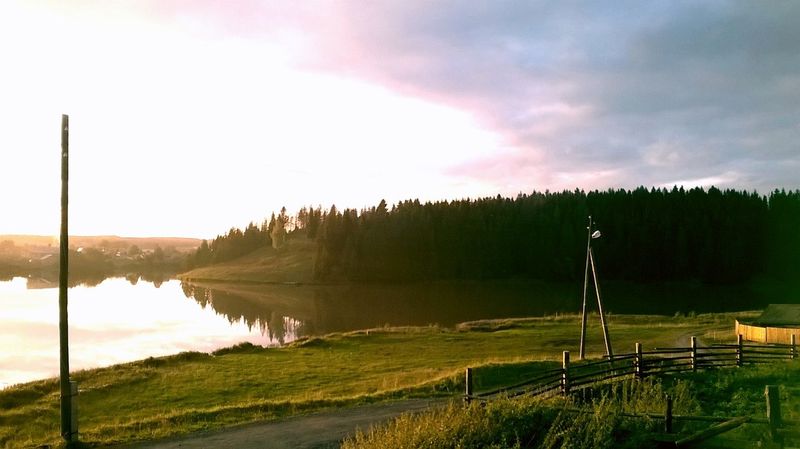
[107,399,446,449]
[675,331,707,349]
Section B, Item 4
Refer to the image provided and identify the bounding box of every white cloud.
[658,172,741,190]
[642,141,683,167]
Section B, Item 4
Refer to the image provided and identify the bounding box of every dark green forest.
[188,187,800,284]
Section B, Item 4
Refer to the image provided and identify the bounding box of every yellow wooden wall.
[735,320,800,344]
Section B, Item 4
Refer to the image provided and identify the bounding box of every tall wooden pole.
[579,216,592,360]
[590,247,613,360]
[59,114,72,441]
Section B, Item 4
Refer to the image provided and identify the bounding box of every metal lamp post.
[578,216,613,361]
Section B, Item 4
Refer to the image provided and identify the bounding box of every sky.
[1,1,798,239]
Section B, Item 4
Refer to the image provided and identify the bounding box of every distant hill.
[0,235,201,253]
[0,235,58,247]
[180,237,316,284]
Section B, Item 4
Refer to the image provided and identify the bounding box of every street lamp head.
[591,230,602,239]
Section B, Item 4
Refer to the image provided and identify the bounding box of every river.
[0,275,769,388]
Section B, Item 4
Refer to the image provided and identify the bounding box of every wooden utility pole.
[589,246,613,360]
[579,217,592,360]
[59,114,73,441]
[579,216,613,360]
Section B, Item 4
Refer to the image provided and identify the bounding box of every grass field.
[342,361,800,449]
[179,238,316,284]
[0,312,753,448]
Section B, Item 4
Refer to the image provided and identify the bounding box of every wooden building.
[735,304,800,344]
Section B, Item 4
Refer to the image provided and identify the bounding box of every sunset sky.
[1,1,798,238]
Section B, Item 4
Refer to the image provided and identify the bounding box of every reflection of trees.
[140,272,165,288]
[71,273,107,287]
[308,282,579,333]
[269,312,286,345]
[21,266,109,288]
[179,281,560,341]
[181,281,193,298]
[178,280,731,341]
[177,281,564,339]
[24,271,170,289]
[180,283,305,345]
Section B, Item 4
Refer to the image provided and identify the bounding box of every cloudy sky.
[1,1,798,238]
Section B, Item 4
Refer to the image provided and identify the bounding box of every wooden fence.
[465,335,798,402]
[464,336,799,446]
[736,319,800,345]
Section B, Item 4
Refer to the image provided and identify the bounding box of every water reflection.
[181,283,304,345]
[125,272,166,288]
[0,278,286,387]
[180,279,775,343]
[2,274,777,388]
[23,270,173,289]
[179,280,583,341]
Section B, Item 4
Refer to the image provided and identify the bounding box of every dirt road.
[108,399,445,449]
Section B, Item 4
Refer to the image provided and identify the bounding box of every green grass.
[179,238,316,283]
[666,362,800,446]
[0,312,756,448]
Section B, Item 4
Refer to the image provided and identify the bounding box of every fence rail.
[465,333,798,403]
[463,335,798,446]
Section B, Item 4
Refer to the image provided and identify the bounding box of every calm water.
[0,277,299,388]
[1,276,771,388]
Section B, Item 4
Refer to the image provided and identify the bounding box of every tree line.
[188,187,800,284]
[185,206,322,269]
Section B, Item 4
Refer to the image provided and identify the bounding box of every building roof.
[752,304,800,327]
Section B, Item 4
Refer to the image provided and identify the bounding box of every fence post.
[791,334,797,360]
[634,342,643,379]
[464,367,473,405]
[691,336,697,372]
[562,351,570,396]
[664,394,673,434]
[736,334,743,367]
[765,385,782,444]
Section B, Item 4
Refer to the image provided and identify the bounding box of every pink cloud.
[124,2,800,194]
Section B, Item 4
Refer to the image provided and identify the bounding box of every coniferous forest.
[188,187,800,285]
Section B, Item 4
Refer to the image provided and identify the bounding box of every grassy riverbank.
[0,312,753,448]
[179,239,316,284]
